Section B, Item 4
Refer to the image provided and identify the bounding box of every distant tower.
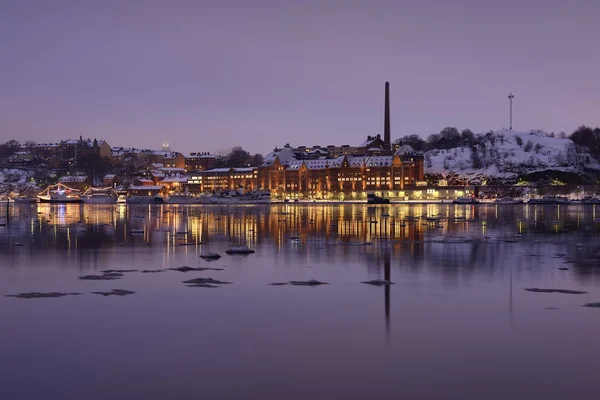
[384,82,391,149]
[162,142,171,152]
[508,92,515,130]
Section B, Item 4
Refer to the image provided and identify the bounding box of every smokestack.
[384,82,390,149]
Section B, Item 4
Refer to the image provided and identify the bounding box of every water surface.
[1,203,600,399]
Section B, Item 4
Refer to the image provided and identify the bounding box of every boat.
[165,193,203,204]
[201,189,271,204]
[582,196,600,204]
[13,196,38,204]
[453,196,480,204]
[494,197,524,205]
[367,193,390,204]
[81,187,118,204]
[37,183,82,203]
[126,195,165,205]
[528,195,571,205]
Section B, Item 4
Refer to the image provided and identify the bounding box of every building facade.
[185,151,425,199]
[185,153,216,171]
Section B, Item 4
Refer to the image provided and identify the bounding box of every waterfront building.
[58,175,90,191]
[163,153,185,169]
[186,167,257,194]
[184,82,426,199]
[185,152,216,171]
[155,167,188,192]
[103,174,116,186]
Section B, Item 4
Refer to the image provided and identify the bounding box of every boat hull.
[81,199,117,204]
[126,196,165,205]
[528,199,570,205]
[14,198,38,204]
[367,194,390,204]
[367,199,390,204]
[81,197,118,204]
[453,200,480,204]
[166,197,203,204]
[38,197,82,204]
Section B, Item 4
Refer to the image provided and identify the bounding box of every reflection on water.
[1,203,600,399]
[2,203,600,280]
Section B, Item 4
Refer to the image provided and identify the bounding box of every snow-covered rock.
[425,129,594,183]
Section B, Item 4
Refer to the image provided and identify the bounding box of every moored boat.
[453,196,479,204]
[13,196,38,204]
[200,189,271,204]
[582,196,600,204]
[81,187,118,204]
[528,195,571,205]
[37,183,82,203]
[367,193,390,204]
[165,193,203,204]
[126,195,165,205]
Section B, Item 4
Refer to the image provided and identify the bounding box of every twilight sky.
[1,0,598,155]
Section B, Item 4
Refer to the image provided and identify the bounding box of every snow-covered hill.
[425,129,594,184]
[0,168,38,195]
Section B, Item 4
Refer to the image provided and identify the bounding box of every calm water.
[1,203,600,400]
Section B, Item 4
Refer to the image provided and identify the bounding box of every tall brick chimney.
[384,82,390,149]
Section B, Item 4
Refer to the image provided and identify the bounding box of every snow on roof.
[285,157,346,170]
[34,143,60,148]
[329,155,346,167]
[161,167,186,172]
[305,160,332,170]
[111,147,146,155]
[61,138,107,146]
[287,160,303,170]
[358,135,380,148]
[261,144,296,166]
[59,176,87,183]
[163,153,183,159]
[395,145,415,155]
[365,156,393,167]
[233,167,254,173]
[128,185,164,190]
[188,153,215,158]
[159,176,189,183]
[203,168,232,173]
[348,156,367,167]
[103,174,116,179]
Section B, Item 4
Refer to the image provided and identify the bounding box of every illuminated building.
[184,82,425,198]
[185,152,216,171]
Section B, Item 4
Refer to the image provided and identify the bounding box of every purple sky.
[1,0,599,154]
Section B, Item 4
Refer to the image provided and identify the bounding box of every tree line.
[212,147,264,168]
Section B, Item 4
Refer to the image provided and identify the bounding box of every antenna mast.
[508,92,515,130]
